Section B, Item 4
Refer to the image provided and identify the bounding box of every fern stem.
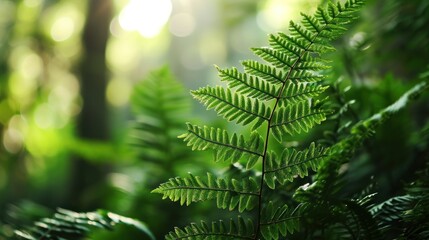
[255,34,319,240]
[254,2,357,236]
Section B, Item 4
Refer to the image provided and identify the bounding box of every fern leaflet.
[271,101,330,142]
[217,66,278,101]
[153,173,259,212]
[179,123,264,168]
[192,86,271,127]
[14,209,154,240]
[264,142,330,189]
[260,202,300,240]
[166,216,255,240]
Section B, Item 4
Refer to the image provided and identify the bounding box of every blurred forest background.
[0,0,428,239]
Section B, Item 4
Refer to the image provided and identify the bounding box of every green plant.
[153,0,429,239]
[12,208,154,240]
[153,0,363,238]
[130,66,191,172]
[120,66,213,238]
[5,1,429,239]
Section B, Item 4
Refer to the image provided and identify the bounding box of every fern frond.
[279,82,329,106]
[179,123,263,168]
[344,200,382,239]
[300,13,323,34]
[312,80,428,202]
[155,1,370,239]
[271,101,329,142]
[217,66,278,101]
[241,60,286,85]
[260,202,300,240]
[192,86,271,127]
[252,47,296,69]
[14,209,154,240]
[152,173,259,212]
[289,21,317,47]
[131,66,190,118]
[288,70,325,83]
[369,194,414,231]
[166,216,255,240]
[264,142,330,189]
[129,67,190,164]
[268,33,301,58]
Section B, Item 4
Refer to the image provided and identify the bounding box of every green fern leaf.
[271,101,329,142]
[152,173,259,212]
[14,209,154,240]
[260,202,300,239]
[294,56,330,71]
[288,70,325,83]
[129,67,190,164]
[279,82,329,106]
[268,33,301,58]
[131,66,190,120]
[264,142,330,189]
[312,80,428,202]
[192,86,271,127]
[217,66,278,101]
[300,13,323,34]
[166,216,255,240]
[241,60,286,85]
[179,123,263,168]
[155,1,369,239]
[289,21,316,47]
[252,47,296,69]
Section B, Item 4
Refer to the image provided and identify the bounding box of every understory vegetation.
[1,0,429,239]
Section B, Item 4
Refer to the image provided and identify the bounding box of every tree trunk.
[70,0,112,210]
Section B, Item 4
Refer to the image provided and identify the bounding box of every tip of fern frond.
[177,133,187,139]
[151,188,162,194]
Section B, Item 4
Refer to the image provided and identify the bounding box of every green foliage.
[259,202,300,239]
[179,124,263,168]
[13,208,154,240]
[152,1,419,239]
[270,100,330,142]
[153,173,259,212]
[166,216,255,240]
[264,142,330,189]
[369,162,429,239]
[3,0,429,239]
[130,66,191,167]
[122,67,206,239]
[192,86,271,128]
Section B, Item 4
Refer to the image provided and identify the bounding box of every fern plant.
[129,66,193,179]
[12,208,154,240]
[125,67,210,239]
[153,1,370,239]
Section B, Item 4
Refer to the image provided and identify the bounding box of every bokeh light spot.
[198,31,226,64]
[118,0,172,38]
[169,13,196,37]
[107,79,132,107]
[50,16,75,42]
[34,104,55,129]
[3,115,27,154]
[257,0,319,31]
